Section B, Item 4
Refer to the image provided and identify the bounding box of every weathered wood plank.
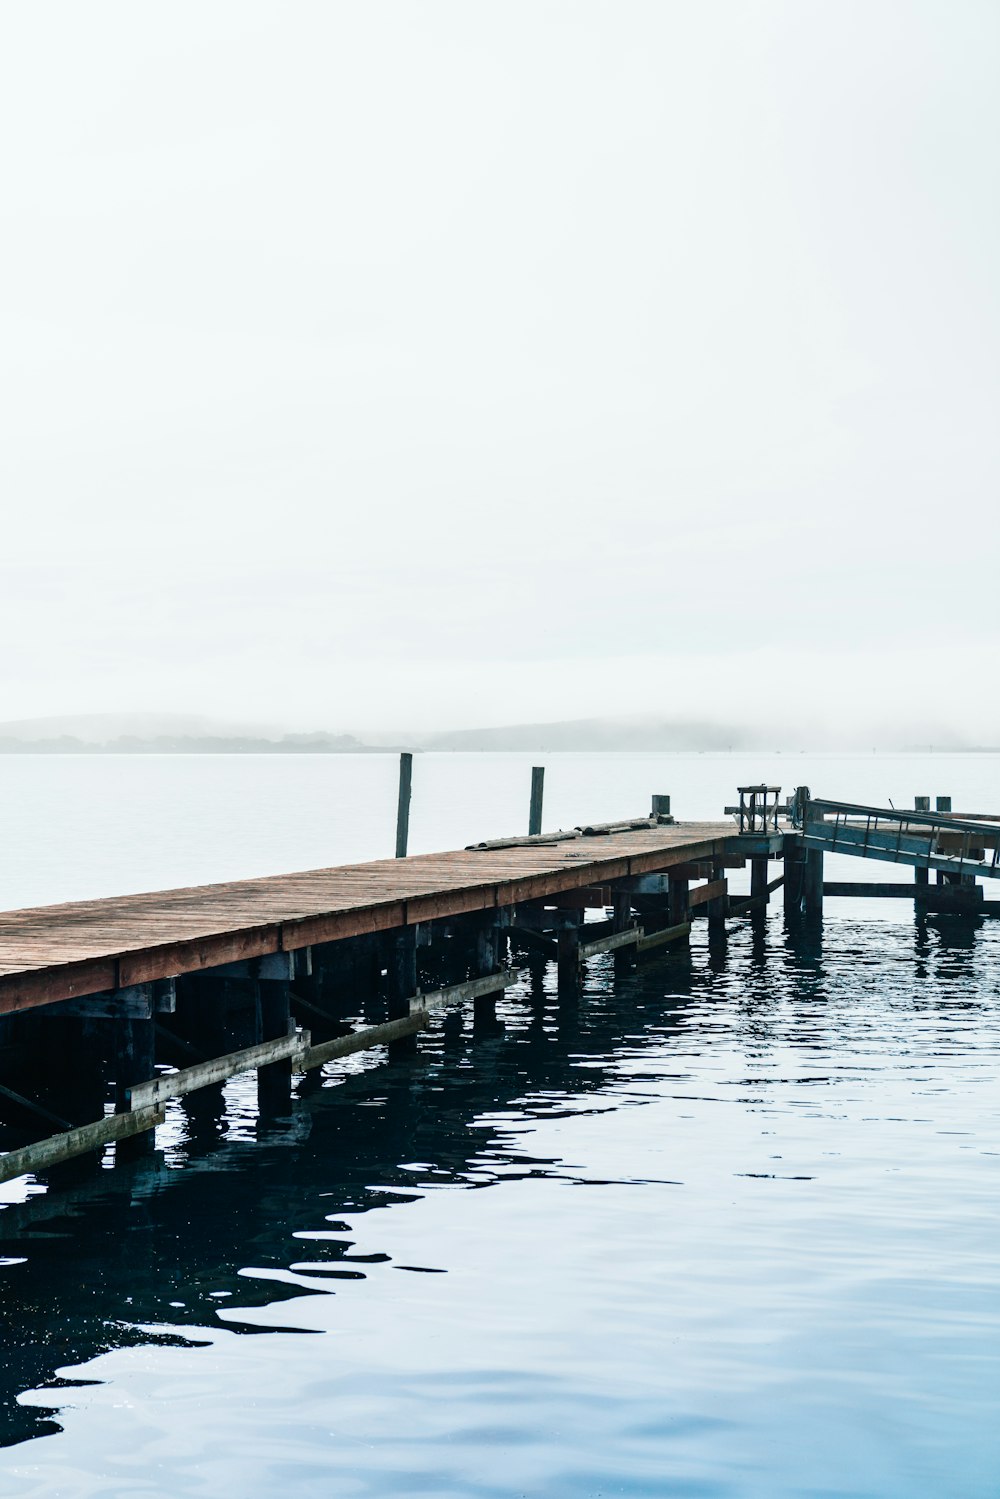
[0,1105,165,1185]
[635,922,691,953]
[0,823,738,1013]
[118,927,282,986]
[0,960,119,1016]
[580,926,640,959]
[410,971,523,1012]
[299,1012,430,1070]
[128,1031,312,1110]
[688,879,727,910]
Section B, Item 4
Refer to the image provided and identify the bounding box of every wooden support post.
[258,979,292,1113]
[707,863,727,936]
[802,846,824,922]
[750,856,769,901]
[651,794,672,821]
[783,836,805,919]
[114,1014,156,1158]
[668,876,689,933]
[176,974,227,1059]
[612,892,632,934]
[557,924,581,997]
[935,796,951,813]
[473,916,503,1030]
[914,798,931,888]
[387,926,418,1055]
[395,752,413,858]
[528,767,545,837]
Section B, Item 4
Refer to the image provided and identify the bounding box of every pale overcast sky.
[1,2,997,740]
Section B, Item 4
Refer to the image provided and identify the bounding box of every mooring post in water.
[528,766,545,836]
[395,751,413,858]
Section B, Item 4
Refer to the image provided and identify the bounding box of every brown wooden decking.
[0,822,736,1014]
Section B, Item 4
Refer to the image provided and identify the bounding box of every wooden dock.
[0,820,735,1015]
[2,781,999,1192]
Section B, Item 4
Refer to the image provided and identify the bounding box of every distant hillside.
[418,717,753,752]
[0,731,384,755]
[0,714,388,754]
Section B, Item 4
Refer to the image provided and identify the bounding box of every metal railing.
[802,797,1000,880]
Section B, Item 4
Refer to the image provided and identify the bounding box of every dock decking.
[0,821,736,1014]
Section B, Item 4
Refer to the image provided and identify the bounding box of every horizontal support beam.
[549,887,612,909]
[299,1012,430,1070]
[0,1105,165,1186]
[635,921,691,954]
[128,1030,310,1110]
[513,906,583,931]
[688,878,727,910]
[507,925,558,956]
[410,971,523,1013]
[580,927,640,959]
[185,953,295,982]
[611,873,673,895]
[823,881,987,911]
[729,876,783,915]
[0,1082,72,1131]
[44,981,176,1020]
[824,882,921,898]
[728,835,785,857]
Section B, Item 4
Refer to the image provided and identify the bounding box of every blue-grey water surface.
[0,752,997,1497]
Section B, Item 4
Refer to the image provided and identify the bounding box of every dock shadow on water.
[1,914,999,1498]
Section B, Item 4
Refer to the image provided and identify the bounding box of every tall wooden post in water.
[395,752,412,858]
[528,767,545,836]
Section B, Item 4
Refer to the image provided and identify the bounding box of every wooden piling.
[557,924,582,996]
[707,862,728,935]
[113,1013,156,1157]
[911,798,931,889]
[528,767,545,837]
[387,926,418,1055]
[802,846,824,921]
[783,836,805,918]
[395,752,413,858]
[473,916,503,1030]
[611,891,632,934]
[668,875,689,933]
[258,979,293,1112]
[750,856,769,905]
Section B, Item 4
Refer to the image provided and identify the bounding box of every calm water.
[0,752,998,1497]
